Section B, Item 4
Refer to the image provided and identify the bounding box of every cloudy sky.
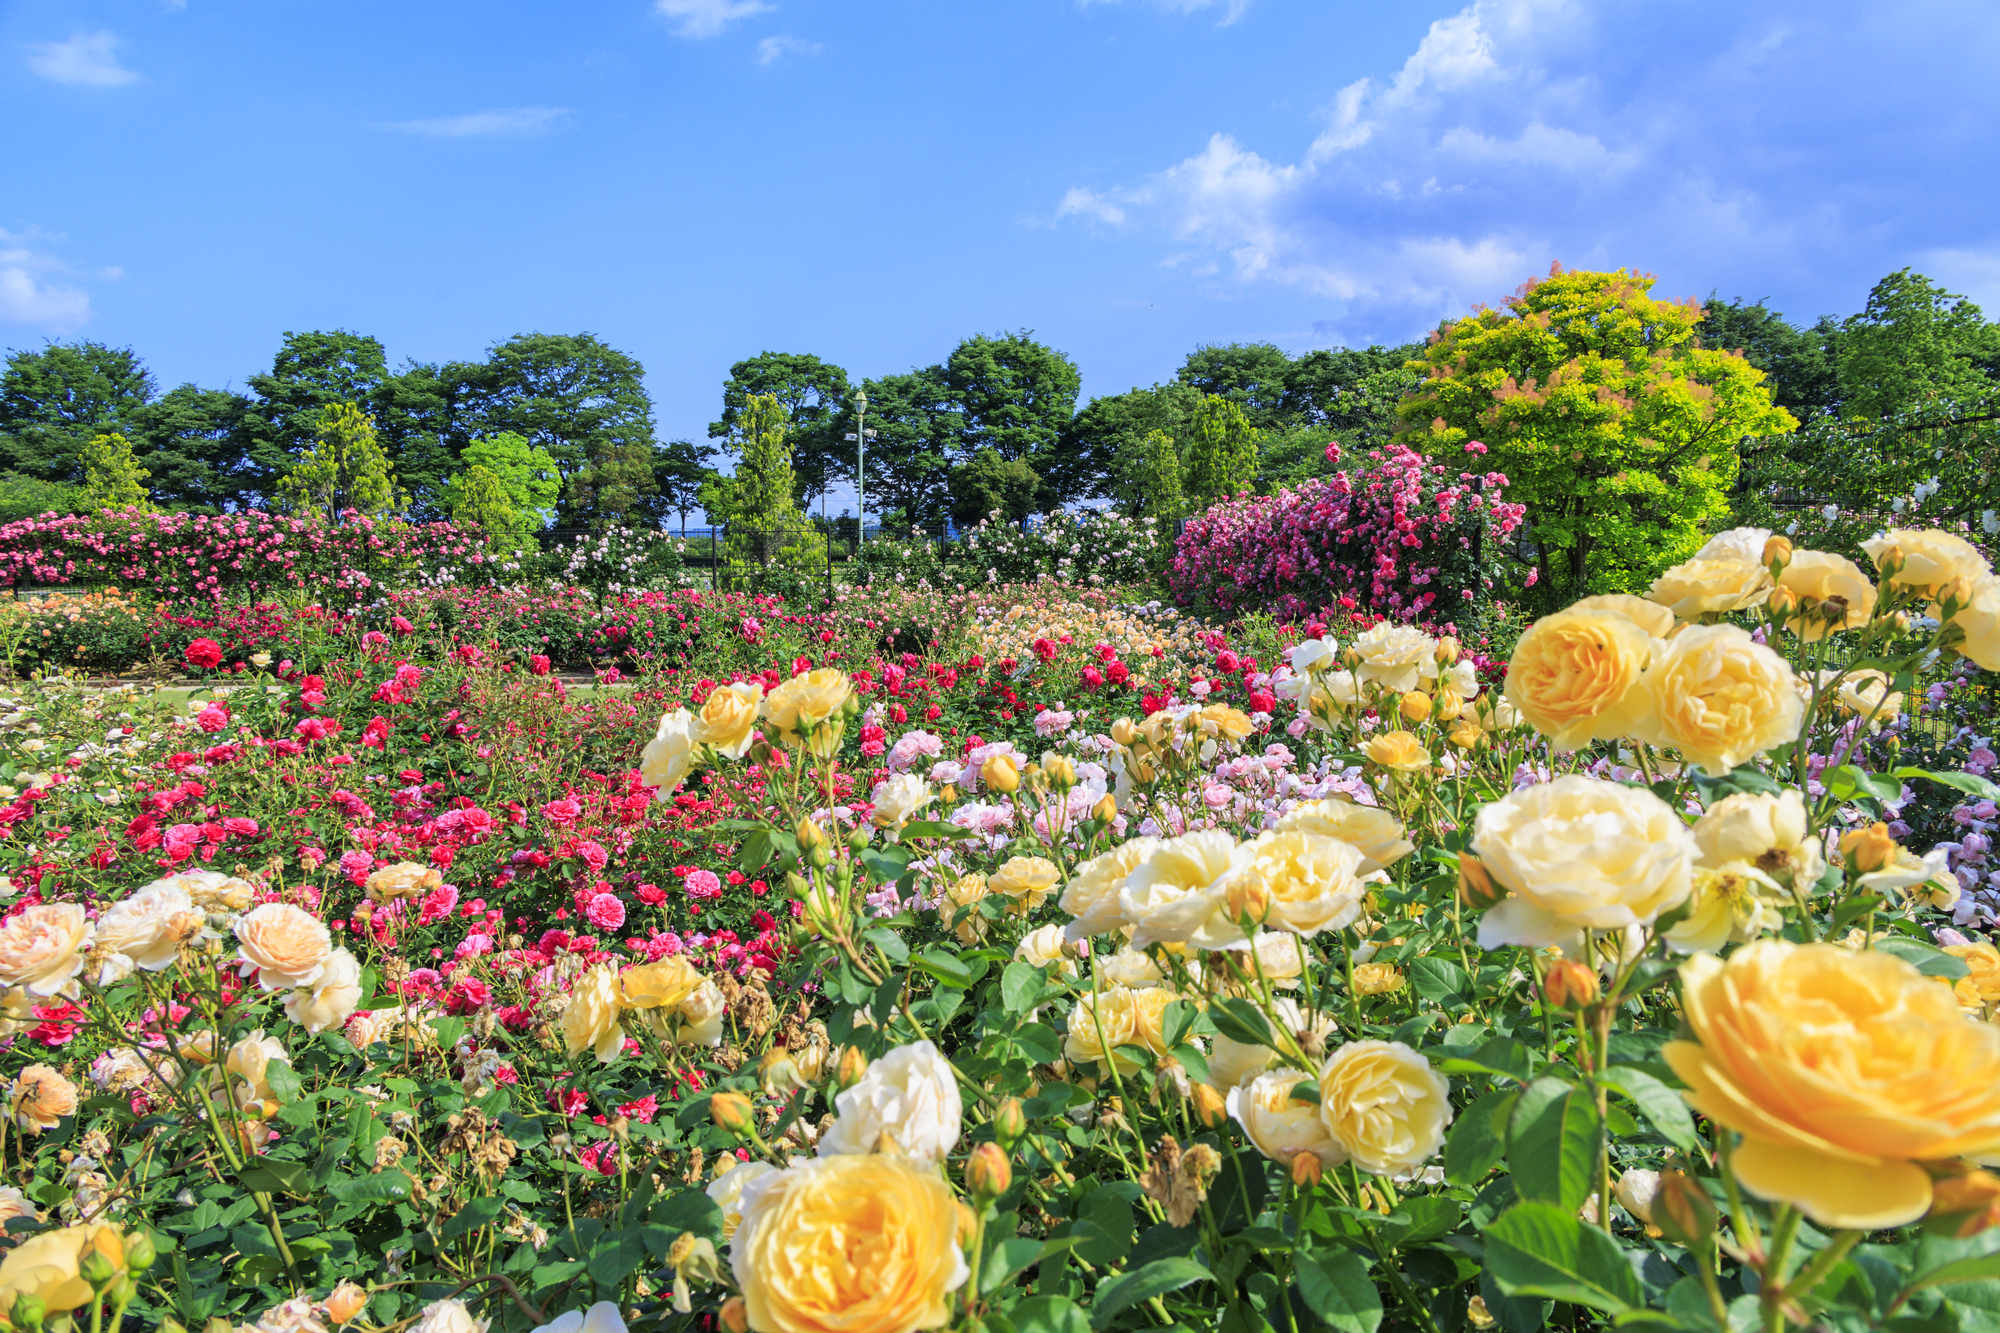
[4,0,1998,455]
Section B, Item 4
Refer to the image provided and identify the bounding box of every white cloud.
[0,230,94,332]
[655,0,774,39]
[1057,0,2000,343]
[28,31,140,87]
[756,34,820,65]
[376,107,573,139]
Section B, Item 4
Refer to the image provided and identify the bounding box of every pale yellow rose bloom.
[1316,1041,1452,1178]
[729,1154,967,1333]
[1836,670,1903,728]
[1665,940,2000,1229]
[640,709,698,797]
[619,956,704,1011]
[171,870,257,913]
[0,1222,127,1318]
[562,963,627,1065]
[93,880,198,975]
[10,1064,76,1133]
[1196,705,1255,741]
[1862,527,1992,593]
[282,946,363,1034]
[939,874,990,946]
[706,1160,777,1240]
[1349,624,1439,692]
[1662,865,1788,955]
[1238,831,1368,938]
[1947,942,2000,1003]
[1229,1067,1348,1170]
[1059,838,1161,943]
[763,669,852,757]
[1118,830,1245,951]
[693,682,763,758]
[1063,987,1141,1072]
[366,861,441,903]
[1273,799,1413,874]
[1778,551,1877,639]
[1127,985,1179,1056]
[0,903,93,997]
[234,902,333,991]
[988,857,1060,915]
[1691,788,1825,886]
[1503,609,1655,751]
[224,1029,290,1118]
[869,774,933,831]
[1953,573,2000,672]
[1567,593,1677,639]
[1633,624,1803,776]
[1647,556,1772,619]
[1363,730,1430,773]
[1351,963,1405,995]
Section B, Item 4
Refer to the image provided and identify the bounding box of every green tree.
[1698,297,1840,420]
[0,342,155,484]
[1182,396,1260,507]
[1282,344,1423,441]
[710,353,850,507]
[131,385,260,511]
[246,330,390,453]
[0,474,83,521]
[445,433,560,543]
[943,332,1081,506]
[642,439,717,535]
[80,432,151,511]
[277,402,406,521]
[1836,270,2000,419]
[856,367,958,535]
[1398,265,1798,604]
[1127,429,1185,521]
[1255,422,1338,491]
[729,395,797,530]
[448,466,518,546]
[695,470,738,526]
[949,449,1041,531]
[1178,342,1293,429]
[1063,381,1203,509]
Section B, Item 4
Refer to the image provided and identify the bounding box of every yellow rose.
[1646,556,1772,619]
[763,669,852,756]
[1662,866,1786,955]
[234,902,333,991]
[939,874,989,946]
[1691,788,1825,886]
[640,708,699,797]
[1503,608,1655,750]
[0,903,92,997]
[223,1029,290,1118]
[1363,730,1430,773]
[1351,963,1405,995]
[1470,775,1695,949]
[1228,1067,1348,1170]
[619,956,704,1010]
[1350,624,1438,692]
[365,861,441,903]
[1274,799,1413,874]
[694,682,764,758]
[707,1160,778,1240]
[0,1222,126,1318]
[1128,985,1179,1056]
[1238,831,1368,938]
[869,774,933,830]
[1953,573,2000,672]
[1316,1041,1452,1178]
[1118,830,1245,951]
[1059,838,1160,942]
[1063,986,1141,1071]
[1567,593,1677,639]
[1946,942,2000,1003]
[988,856,1059,914]
[1633,624,1803,776]
[171,870,256,913]
[1665,940,2000,1229]
[1197,705,1255,741]
[729,1154,967,1333]
[1863,527,1992,593]
[562,963,627,1066]
[1836,670,1903,728]
[9,1064,75,1134]
[1777,551,1877,639]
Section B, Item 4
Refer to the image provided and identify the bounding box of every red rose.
[184,638,224,670]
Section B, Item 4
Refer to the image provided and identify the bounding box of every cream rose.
[1862,527,1992,593]
[1663,866,1787,955]
[0,1222,126,1318]
[1229,1067,1348,1170]
[1097,946,1169,990]
[670,980,727,1048]
[10,1065,76,1134]
[283,946,363,1034]
[1647,555,1772,619]
[1206,998,1336,1091]
[234,902,333,991]
[1836,670,1903,728]
[1568,593,1678,639]
[730,1154,966,1333]
[763,669,852,757]
[411,1299,490,1333]
[225,1029,291,1118]
[706,1160,778,1240]
[1350,624,1439,692]
[1471,775,1695,949]
[1503,609,1655,750]
[619,956,703,1011]
[1238,831,1368,938]
[562,963,627,1065]
[1633,624,1803,775]
[365,862,441,903]
[1778,551,1877,639]
[817,1039,962,1165]
[1014,924,1078,977]
[640,709,698,798]
[0,1186,38,1228]
[0,904,92,997]
[94,881,199,976]
[1316,1041,1452,1178]
[1118,830,1245,951]
[1064,987,1141,1072]
[1273,799,1413,874]
[1691,788,1825,886]
[1666,940,2000,1229]
[693,682,763,758]
[869,774,934,831]
[1954,573,2000,671]
[1060,838,1160,942]
[989,857,1060,914]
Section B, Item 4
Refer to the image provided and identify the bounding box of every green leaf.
[1825,764,1903,804]
[1484,1201,1644,1313]
[325,1171,411,1203]
[1436,1037,1533,1083]
[440,1196,505,1240]
[983,1237,1047,1295]
[1385,1197,1462,1247]
[1090,1257,1213,1329]
[914,948,974,988]
[1597,1066,1699,1152]
[264,1063,304,1106]
[1875,937,1972,980]
[237,1161,307,1195]
[1001,961,1047,1014]
[1507,1076,1602,1212]
[1015,1294,1092,1333]
[1209,997,1273,1047]
[1410,957,1471,1004]
[1894,766,2000,802]
[1295,1248,1384,1333]
[901,819,974,840]
[1445,1089,1516,1185]
[862,926,909,964]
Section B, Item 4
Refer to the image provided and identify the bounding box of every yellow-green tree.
[277,402,405,521]
[1182,396,1259,507]
[723,394,825,579]
[79,432,151,511]
[1132,429,1185,521]
[1397,265,1798,603]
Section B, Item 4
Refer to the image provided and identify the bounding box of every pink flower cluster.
[0,507,493,603]
[1167,441,1525,623]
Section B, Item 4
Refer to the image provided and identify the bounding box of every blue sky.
[5,0,1999,508]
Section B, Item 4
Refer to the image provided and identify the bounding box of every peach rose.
[0,904,92,997]
[234,902,333,991]
[1666,940,2000,1229]
[10,1065,76,1134]
[1647,556,1772,619]
[1633,624,1803,775]
[366,862,442,903]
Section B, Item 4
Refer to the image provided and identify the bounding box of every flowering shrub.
[1,521,1999,1333]
[1169,440,1526,625]
[958,509,1169,586]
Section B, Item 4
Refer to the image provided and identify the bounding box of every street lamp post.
[843,389,875,547]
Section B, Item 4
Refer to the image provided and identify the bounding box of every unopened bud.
[1399,692,1433,723]
[1457,854,1504,910]
[795,818,826,851]
[1891,610,1912,634]
[845,826,870,852]
[124,1229,157,1273]
[1435,636,1460,666]
[1191,1082,1228,1129]
[1226,876,1273,924]
[1433,688,1465,722]
[982,754,1021,794]
[1110,718,1139,747]
[12,1292,46,1331]
[1290,1153,1325,1188]
[966,1142,1013,1200]
[955,1201,979,1245]
[836,1045,869,1090]
[1819,594,1850,625]
[78,1250,117,1288]
[1942,575,1975,613]
[1929,1169,2000,1238]
[1092,793,1118,824]
[324,1282,368,1325]
[1653,1170,1718,1248]
[1840,821,1899,875]
[1543,959,1599,1011]
[1767,585,1798,618]
[994,1097,1027,1147]
[1043,755,1077,791]
[1878,543,1907,577]
[940,784,958,804]
[1762,535,1793,569]
[719,1298,750,1333]
[709,1091,754,1136]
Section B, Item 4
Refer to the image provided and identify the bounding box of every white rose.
[1350,624,1439,692]
[1118,830,1246,951]
[869,774,934,831]
[1014,924,1078,977]
[1694,526,1773,565]
[412,1299,489,1333]
[817,1039,962,1166]
[706,1161,779,1241]
[639,709,698,799]
[1098,946,1170,990]
[283,947,363,1034]
[1286,636,1340,677]
[1229,1067,1348,1169]
[93,880,198,977]
[1691,789,1825,885]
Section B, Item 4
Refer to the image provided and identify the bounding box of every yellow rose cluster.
[562,956,726,1065]
[642,670,856,799]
